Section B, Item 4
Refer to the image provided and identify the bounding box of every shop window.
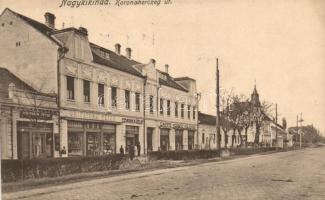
[167,100,171,116]
[66,76,75,100]
[187,105,191,119]
[149,95,154,113]
[98,83,104,106]
[135,92,140,111]
[175,102,178,117]
[68,132,83,156]
[181,104,185,118]
[125,90,130,110]
[160,98,164,115]
[83,80,90,103]
[193,106,196,120]
[111,87,117,108]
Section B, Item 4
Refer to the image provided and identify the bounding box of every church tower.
[251,82,261,107]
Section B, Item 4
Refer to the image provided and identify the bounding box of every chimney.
[78,27,88,35]
[165,64,169,74]
[126,47,132,59]
[150,59,156,67]
[115,43,121,54]
[44,12,56,29]
[8,83,15,99]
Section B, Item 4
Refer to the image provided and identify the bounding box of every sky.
[1,0,324,134]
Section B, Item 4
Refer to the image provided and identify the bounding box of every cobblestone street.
[3,147,325,200]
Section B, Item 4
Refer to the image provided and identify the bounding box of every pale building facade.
[0,8,199,159]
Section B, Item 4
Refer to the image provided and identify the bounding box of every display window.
[68,132,83,156]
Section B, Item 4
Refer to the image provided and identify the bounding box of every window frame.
[66,76,75,100]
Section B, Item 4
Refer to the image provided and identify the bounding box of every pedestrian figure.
[120,145,124,155]
[137,141,141,156]
[134,144,138,157]
[60,146,66,157]
[129,144,135,160]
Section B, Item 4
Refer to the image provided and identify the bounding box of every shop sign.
[61,110,121,123]
[160,122,172,129]
[159,122,196,130]
[20,109,53,120]
[122,118,143,124]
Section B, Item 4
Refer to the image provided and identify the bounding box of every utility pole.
[275,103,278,147]
[296,115,299,148]
[216,58,221,150]
[299,113,303,148]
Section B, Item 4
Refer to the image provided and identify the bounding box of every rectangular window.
[202,133,205,144]
[175,102,178,117]
[167,100,171,116]
[181,104,185,118]
[135,93,140,111]
[125,90,130,109]
[111,87,117,108]
[188,105,191,119]
[98,83,104,106]
[66,76,74,100]
[160,98,164,115]
[149,95,154,113]
[83,80,90,103]
[193,106,196,120]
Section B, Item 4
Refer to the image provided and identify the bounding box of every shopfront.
[67,121,116,156]
[17,121,53,159]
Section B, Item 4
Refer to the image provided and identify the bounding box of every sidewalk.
[1,148,300,194]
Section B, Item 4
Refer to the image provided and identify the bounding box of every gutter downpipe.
[143,75,148,155]
[57,46,68,156]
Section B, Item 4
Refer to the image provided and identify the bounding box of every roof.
[198,112,216,126]
[0,67,37,98]
[174,76,196,81]
[157,70,188,92]
[5,8,62,47]
[90,43,144,78]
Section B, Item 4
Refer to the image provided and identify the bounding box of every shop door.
[86,132,101,156]
[175,130,183,150]
[32,133,51,158]
[147,128,153,152]
[20,132,30,159]
[188,131,195,150]
[160,129,169,151]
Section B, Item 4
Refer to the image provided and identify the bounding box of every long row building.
[0,8,291,160]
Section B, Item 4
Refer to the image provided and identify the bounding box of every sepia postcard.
[0,0,324,199]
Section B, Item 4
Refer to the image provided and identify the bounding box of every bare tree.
[251,101,272,145]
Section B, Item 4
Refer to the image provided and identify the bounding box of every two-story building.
[0,8,199,159]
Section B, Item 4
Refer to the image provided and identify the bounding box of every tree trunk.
[245,127,249,147]
[238,129,243,146]
[254,123,261,144]
[231,128,236,147]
